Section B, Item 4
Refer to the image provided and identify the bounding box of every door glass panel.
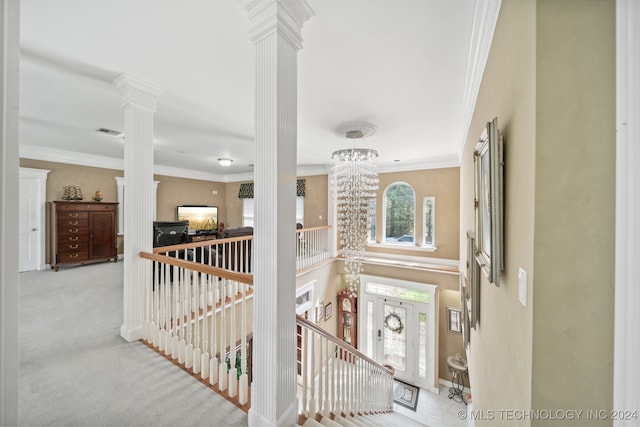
[366,301,374,358]
[383,303,407,372]
[419,312,427,378]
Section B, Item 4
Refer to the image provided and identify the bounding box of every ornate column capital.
[244,0,314,48]
[113,73,163,112]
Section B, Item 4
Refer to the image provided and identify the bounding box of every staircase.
[139,226,426,426]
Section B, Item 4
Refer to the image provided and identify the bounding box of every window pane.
[383,304,407,372]
[424,196,435,246]
[296,196,304,225]
[242,198,254,227]
[384,183,415,243]
[419,312,427,378]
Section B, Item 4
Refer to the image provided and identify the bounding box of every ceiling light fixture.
[218,158,233,167]
[332,121,379,296]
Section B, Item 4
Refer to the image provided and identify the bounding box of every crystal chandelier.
[332,122,379,296]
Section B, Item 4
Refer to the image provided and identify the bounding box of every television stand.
[187,232,217,243]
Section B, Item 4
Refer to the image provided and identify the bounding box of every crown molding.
[245,0,314,48]
[457,0,502,162]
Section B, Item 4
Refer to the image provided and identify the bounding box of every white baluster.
[228,281,238,398]
[185,272,193,369]
[193,279,201,374]
[218,278,227,392]
[238,282,249,405]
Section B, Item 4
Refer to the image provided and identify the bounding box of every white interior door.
[19,168,49,272]
[19,177,40,272]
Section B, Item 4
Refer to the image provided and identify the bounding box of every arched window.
[383,182,415,244]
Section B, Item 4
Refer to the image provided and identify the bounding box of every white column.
[244,1,313,426]
[0,0,21,424]
[114,74,162,342]
[614,0,640,422]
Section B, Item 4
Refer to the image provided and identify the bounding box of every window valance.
[238,179,306,198]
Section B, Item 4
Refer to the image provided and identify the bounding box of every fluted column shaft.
[245,1,313,426]
[114,74,162,342]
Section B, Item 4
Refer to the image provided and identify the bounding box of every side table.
[447,354,468,405]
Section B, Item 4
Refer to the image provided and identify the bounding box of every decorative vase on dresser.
[49,201,118,271]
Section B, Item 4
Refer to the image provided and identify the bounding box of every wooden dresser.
[49,201,118,271]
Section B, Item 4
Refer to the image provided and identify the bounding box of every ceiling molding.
[20,147,459,184]
[457,0,502,162]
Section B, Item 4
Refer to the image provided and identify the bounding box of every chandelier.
[332,122,379,296]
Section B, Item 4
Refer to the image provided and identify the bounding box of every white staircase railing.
[138,225,394,417]
[296,225,332,271]
[296,315,394,424]
[139,250,254,406]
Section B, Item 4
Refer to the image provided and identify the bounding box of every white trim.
[614,0,640,421]
[367,242,438,253]
[458,0,502,163]
[363,250,459,269]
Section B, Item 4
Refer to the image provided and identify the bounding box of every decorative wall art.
[474,117,504,286]
[460,274,470,349]
[324,302,332,320]
[466,230,480,329]
[447,307,462,334]
[316,302,324,322]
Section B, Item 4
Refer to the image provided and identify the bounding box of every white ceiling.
[19,0,490,182]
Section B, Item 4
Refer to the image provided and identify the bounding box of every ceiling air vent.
[97,128,123,137]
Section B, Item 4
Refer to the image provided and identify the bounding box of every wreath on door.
[384,312,404,334]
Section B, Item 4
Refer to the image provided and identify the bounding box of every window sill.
[366,242,438,253]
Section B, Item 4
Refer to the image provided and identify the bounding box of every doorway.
[359,275,437,393]
[19,168,50,272]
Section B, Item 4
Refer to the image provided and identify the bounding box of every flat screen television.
[153,220,189,248]
[177,205,219,233]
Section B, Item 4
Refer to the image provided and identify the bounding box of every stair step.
[306,412,427,427]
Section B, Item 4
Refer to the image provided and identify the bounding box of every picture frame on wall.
[466,230,480,329]
[316,302,324,322]
[325,302,332,320]
[447,307,462,334]
[460,274,470,349]
[474,117,504,286]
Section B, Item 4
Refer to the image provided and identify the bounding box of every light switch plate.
[518,268,527,307]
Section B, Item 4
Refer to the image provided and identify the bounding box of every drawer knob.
[69,244,79,249]
[69,237,79,241]
[69,213,79,218]
[69,254,78,259]
[69,221,79,225]
[69,228,78,233]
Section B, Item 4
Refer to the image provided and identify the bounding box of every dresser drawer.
[57,203,115,212]
[57,252,89,263]
[58,241,88,254]
[59,226,89,237]
[56,210,89,219]
[58,218,89,228]
[57,234,88,244]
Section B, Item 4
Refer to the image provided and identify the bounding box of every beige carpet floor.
[18,261,248,427]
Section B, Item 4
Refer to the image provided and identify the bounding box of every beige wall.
[461,1,615,425]
[532,1,615,422]
[367,167,460,261]
[154,174,226,224]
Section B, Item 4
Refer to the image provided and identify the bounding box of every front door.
[377,298,414,379]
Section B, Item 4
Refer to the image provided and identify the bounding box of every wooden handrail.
[140,251,253,285]
[296,314,393,376]
[296,225,332,232]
